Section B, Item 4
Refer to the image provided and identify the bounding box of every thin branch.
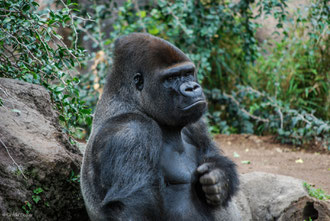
[0,87,9,97]
[236,86,283,125]
[76,23,99,45]
[72,15,95,22]
[35,30,51,58]
[38,22,79,64]
[0,9,19,14]
[0,138,27,179]
[5,31,43,65]
[51,31,79,63]
[277,108,284,129]
[2,46,18,63]
[223,92,269,123]
[60,0,78,50]
[295,113,312,125]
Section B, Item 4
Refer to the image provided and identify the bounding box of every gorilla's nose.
[179,82,202,97]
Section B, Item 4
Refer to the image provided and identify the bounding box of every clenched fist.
[197,162,229,206]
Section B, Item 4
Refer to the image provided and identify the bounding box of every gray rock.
[0,78,88,221]
[239,172,330,221]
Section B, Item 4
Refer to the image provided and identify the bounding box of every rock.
[279,196,330,221]
[252,0,311,44]
[0,78,88,221]
[229,188,253,220]
[240,172,330,220]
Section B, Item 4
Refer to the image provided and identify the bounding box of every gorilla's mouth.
[180,100,206,111]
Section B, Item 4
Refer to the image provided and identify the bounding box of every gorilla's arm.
[183,119,239,207]
[92,114,163,220]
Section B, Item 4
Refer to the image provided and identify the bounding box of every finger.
[206,198,221,206]
[206,193,221,202]
[202,184,221,194]
[199,171,220,185]
[197,163,210,174]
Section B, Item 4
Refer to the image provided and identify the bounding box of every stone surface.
[0,78,88,221]
[240,172,330,220]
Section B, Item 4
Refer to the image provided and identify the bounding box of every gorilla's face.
[138,62,207,127]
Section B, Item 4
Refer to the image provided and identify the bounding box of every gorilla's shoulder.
[99,112,157,132]
[92,113,161,147]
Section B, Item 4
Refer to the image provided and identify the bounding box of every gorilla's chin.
[174,101,207,127]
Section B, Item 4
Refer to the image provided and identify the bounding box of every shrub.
[0,0,91,138]
[76,0,329,147]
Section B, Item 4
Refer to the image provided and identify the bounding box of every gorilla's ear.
[134,73,144,91]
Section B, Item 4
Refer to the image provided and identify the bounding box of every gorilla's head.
[109,33,207,127]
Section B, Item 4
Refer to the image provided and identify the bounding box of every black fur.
[81,33,239,221]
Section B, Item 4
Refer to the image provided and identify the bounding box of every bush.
[75,0,329,148]
[0,0,91,139]
[304,182,330,200]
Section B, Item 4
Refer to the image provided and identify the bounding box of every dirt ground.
[215,134,330,193]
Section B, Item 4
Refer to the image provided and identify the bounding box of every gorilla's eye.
[134,73,144,91]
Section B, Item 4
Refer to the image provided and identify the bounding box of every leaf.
[295,158,304,164]
[80,108,92,114]
[11,109,21,113]
[32,2,39,6]
[59,115,66,122]
[33,187,43,194]
[22,4,31,12]
[3,17,11,23]
[241,160,251,164]
[148,27,159,35]
[104,39,112,45]
[137,10,146,18]
[317,124,327,135]
[32,195,41,203]
[233,152,240,158]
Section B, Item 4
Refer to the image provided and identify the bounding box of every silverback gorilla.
[81,33,239,221]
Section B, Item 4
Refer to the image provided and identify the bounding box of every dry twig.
[0,138,27,179]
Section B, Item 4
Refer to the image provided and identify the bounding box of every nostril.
[185,87,193,92]
[180,82,202,96]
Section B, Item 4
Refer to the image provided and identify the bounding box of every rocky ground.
[216,134,330,193]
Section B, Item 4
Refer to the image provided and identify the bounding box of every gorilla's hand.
[197,163,228,206]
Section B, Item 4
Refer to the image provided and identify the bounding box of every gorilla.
[81,33,239,221]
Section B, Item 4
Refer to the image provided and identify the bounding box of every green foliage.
[304,182,330,200]
[0,0,91,138]
[22,201,32,214]
[206,86,329,148]
[1,0,328,147]
[110,0,260,86]
[76,0,328,147]
[76,0,266,136]
[33,187,43,195]
[32,187,43,204]
[247,0,329,120]
[68,170,80,183]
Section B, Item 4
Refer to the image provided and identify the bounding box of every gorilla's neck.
[161,126,184,153]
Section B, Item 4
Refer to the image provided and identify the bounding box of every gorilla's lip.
[180,100,206,111]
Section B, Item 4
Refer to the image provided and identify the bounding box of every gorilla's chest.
[160,133,206,220]
[160,134,198,185]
